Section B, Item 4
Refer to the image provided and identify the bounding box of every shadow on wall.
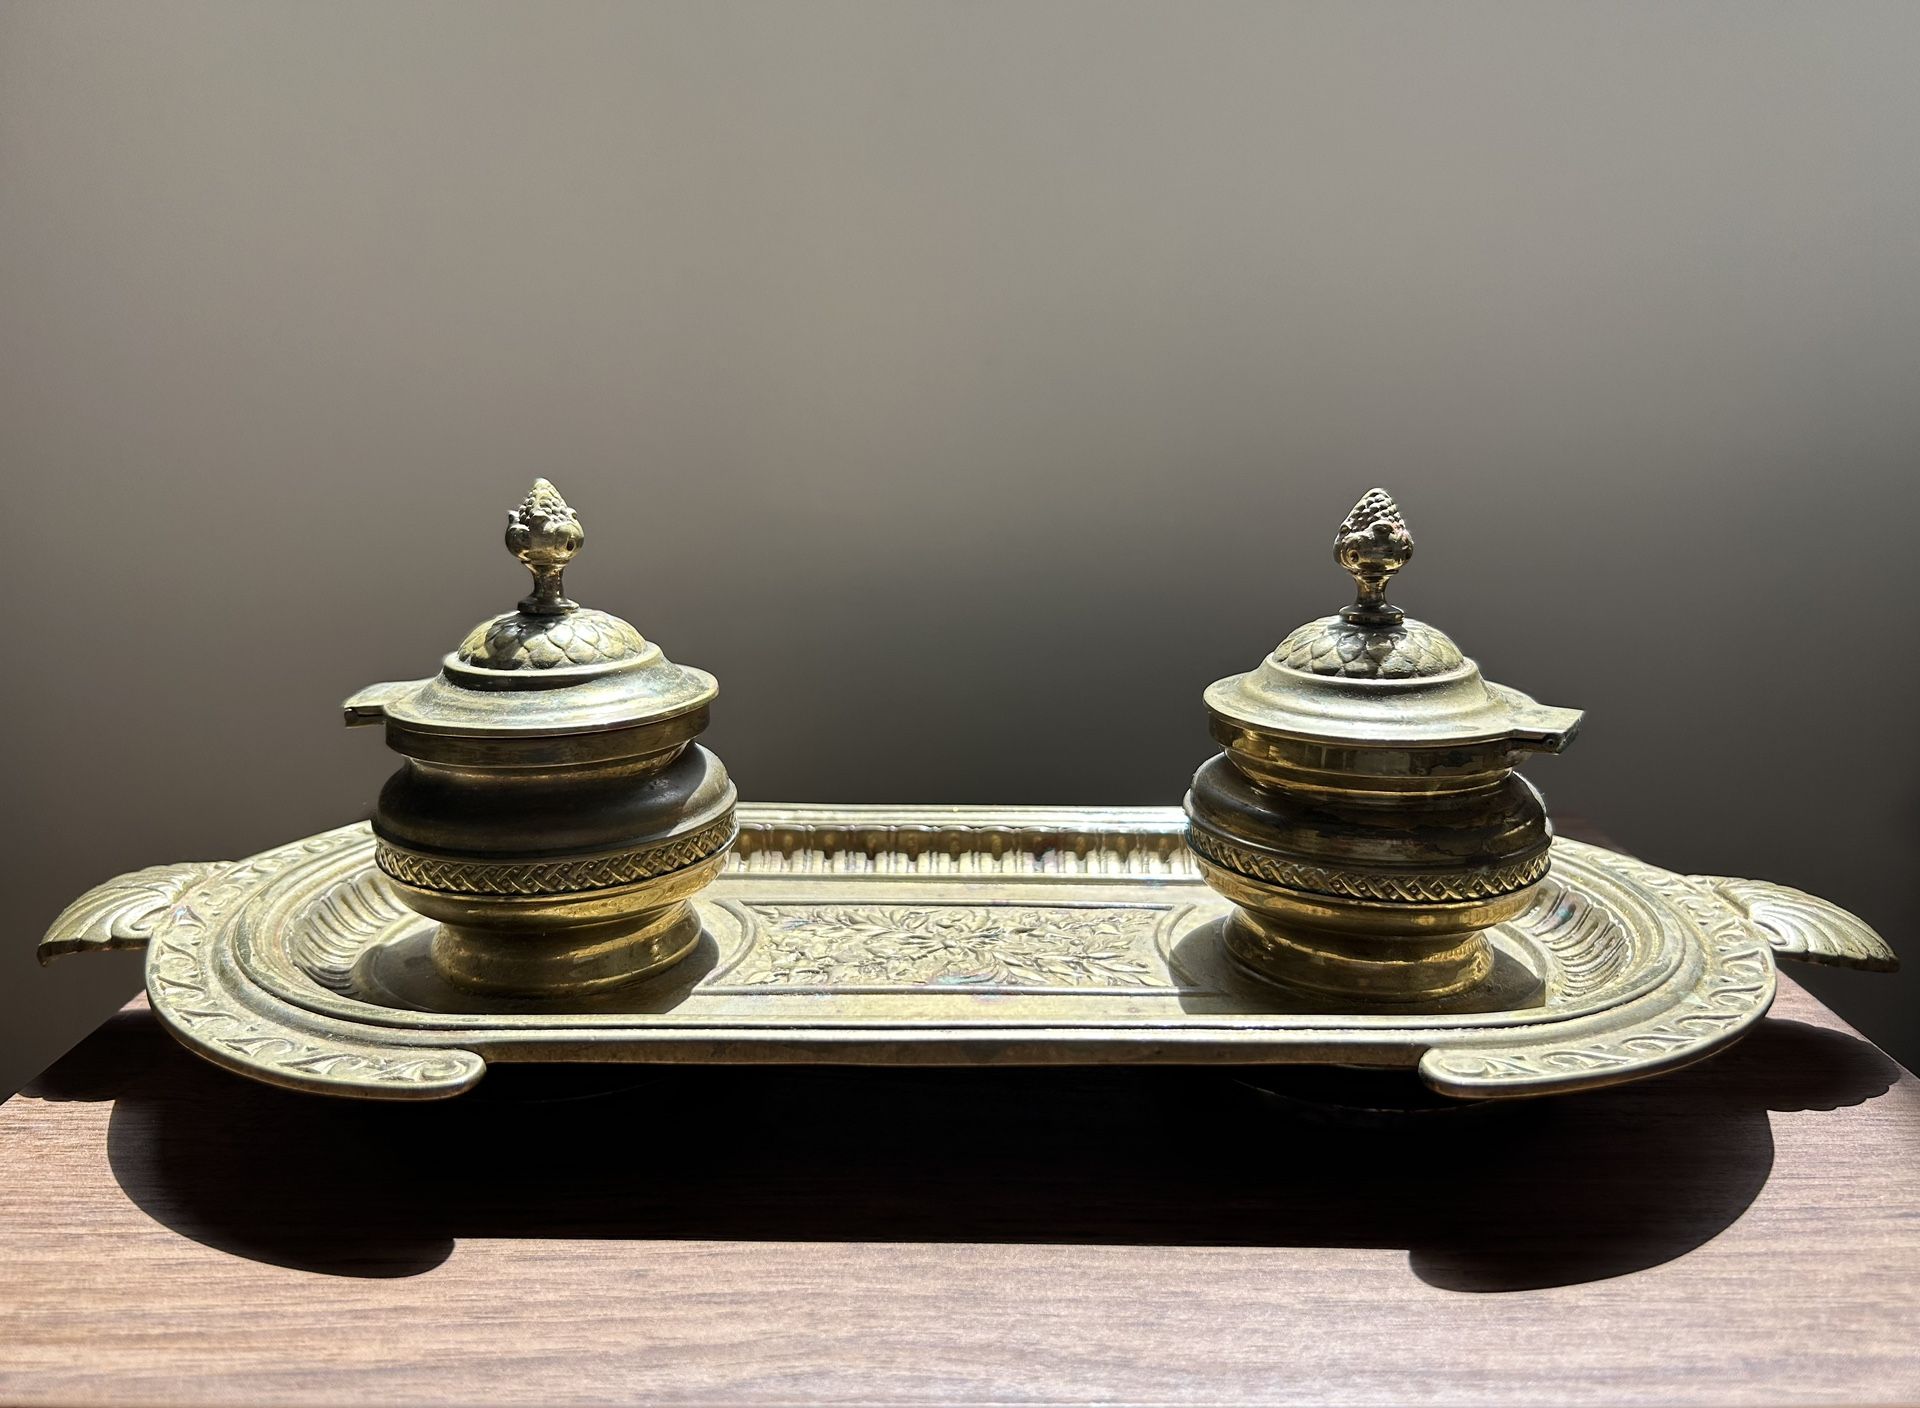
[21,1007,1899,1292]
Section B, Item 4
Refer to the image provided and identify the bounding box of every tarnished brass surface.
[342,481,736,996]
[1186,490,1584,1004]
[38,804,1897,1102]
[29,480,1901,1104]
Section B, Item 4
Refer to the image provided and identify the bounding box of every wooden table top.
[0,974,1914,1407]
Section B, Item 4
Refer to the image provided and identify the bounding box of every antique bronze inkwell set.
[42,483,1895,1101]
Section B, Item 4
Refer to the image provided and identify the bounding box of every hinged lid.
[1204,488,1582,750]
[343,480,716,737]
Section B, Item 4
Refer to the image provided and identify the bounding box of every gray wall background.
[5,0,1917,1094]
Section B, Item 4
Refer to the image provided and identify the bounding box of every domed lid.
[1204,488,1582,750]
[343,480,716,737]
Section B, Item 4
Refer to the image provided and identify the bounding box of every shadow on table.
[19,1009,1897,1293]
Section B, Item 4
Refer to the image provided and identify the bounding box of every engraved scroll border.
[142,827,487,1099]
[1419,844,1777,1097]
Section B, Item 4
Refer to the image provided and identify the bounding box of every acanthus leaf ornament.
[1693,875,1898,972]
[37,862,232,963]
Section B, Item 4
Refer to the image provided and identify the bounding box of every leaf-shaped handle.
[37,862,232,964]
[1694,875,1898,972]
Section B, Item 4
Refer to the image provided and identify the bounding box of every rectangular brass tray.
[41,804,1891,1102]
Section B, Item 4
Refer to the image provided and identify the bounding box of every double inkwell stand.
[42,483,1896,1102]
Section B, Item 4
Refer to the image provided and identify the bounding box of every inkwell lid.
[1203,488,1582,750]
[343,480,716,738]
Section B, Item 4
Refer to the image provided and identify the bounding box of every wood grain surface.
[0,973,1914,1406]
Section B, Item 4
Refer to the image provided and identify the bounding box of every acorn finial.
[506,479,584,616]
[1334,487,1413,626]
